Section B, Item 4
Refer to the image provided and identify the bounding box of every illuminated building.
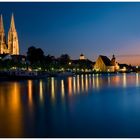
[0,15,7,54]
[110,54,120,71]
[0,13,19,55]
[79,53,86,60]
[8,13,19,55]
[94,55,120,72]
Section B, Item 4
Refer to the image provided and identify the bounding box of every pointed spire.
[0,14,4,32]
[10,13,16,31]
[112,54,115,59]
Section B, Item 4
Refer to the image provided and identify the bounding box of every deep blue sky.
[1,2,140,65]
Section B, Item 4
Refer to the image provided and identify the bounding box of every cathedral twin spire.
[0,14,7,54]
[9,13,16,31]
[0,15,4,32]
[0,13,19,55]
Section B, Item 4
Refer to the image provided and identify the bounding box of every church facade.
[94,55,120,72]
[0,14,19,55]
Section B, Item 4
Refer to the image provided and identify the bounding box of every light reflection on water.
[39,80,43,103]
[51,77,55,101]
[68,77,72,96]
[123,73,127,88]
[28,80,33,107]
[0,82,23,137]
[0,73,140,137]
[61,79,65,98]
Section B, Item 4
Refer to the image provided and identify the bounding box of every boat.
[55,71,75,77]
[6,70,49,80]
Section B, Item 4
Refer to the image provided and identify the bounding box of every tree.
[45,55,57,71]
[27,46,45,64]
[57,54,71,70]
[27,46,45,69]
[59,54,70,64]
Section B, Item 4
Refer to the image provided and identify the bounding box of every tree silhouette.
[58,54,71,70]
[27,46,45,65]
[27,46,45,70]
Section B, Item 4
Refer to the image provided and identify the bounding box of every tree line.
[0,46,93,72]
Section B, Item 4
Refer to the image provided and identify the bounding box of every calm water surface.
[1,73,140,137]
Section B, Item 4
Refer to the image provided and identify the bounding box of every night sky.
[1,2,140,65]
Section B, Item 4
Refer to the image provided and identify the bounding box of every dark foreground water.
[1,73,140,137]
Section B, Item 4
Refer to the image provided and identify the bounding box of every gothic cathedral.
[0,14,19,55]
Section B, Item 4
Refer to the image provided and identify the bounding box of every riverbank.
[0,69,139,81]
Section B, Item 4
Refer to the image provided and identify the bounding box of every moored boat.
[55,71,75,77]
[6,70,49,80]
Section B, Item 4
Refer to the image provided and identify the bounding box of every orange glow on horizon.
[117,56,140,66]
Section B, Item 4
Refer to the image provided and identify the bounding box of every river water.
[1,73,140,137]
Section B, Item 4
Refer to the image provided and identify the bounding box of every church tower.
[8,13,19,55]
[111,54,120,71]
[0,15,7,54]
[111,54,116,66]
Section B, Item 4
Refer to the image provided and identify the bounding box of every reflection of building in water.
[108,76,111,86]
[66,75,98,95]
[0,90,4,107]
[51,74,129,99]
[68,77,72,96]
[81,75,84,92]
[85,74,88,91]
[61,80,65,98]
[111,75,120,86]
[28,80,33,106]
[51,77,55,100]
[88,74,92,88]
[0,82,23,137]
[39,80,43,103]
[136,73,139,87]
[122,73,127,88]
[8,82,23,136]
[92,74,95,88]
[12,83,20,110]
[77,75,80,93]
[95,74,99,89]
[73,77,76,94]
